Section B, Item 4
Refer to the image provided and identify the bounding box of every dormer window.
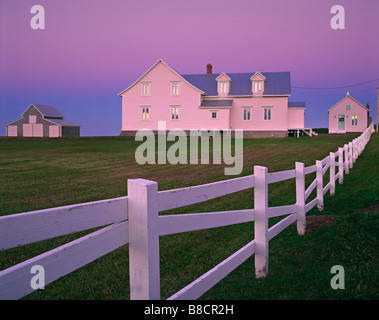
[253,81,263,93]
[250,72,266,95]
[216,73,231,96]
[219,82,228,93]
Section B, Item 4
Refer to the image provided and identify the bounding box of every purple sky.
[1,0,378,136]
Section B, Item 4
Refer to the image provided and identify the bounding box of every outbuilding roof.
[45,118,80,127]
[22,104,65,118]
[288,102,306,109]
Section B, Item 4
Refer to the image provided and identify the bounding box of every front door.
[338,115,345,131]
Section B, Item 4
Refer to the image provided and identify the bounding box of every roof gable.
[215,73,232,81]
[118,59,205,96]
[328,94,368,112]
[22,104,64,118]
[250,72,266,81]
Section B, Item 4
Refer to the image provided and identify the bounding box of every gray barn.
[6,104,80,137]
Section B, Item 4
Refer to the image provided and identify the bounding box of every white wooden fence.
[0,124,374,300]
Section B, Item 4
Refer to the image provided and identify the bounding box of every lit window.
[243,107,251,121]
[171,82,180,96]
[211,111,218,119]
[346,104,351,111]
[141,107,150,120]
[351,115,358,126]
[263,107,272,120]
[254,81,263,93]
[219,81,228,93]
[171,106,180,120]
[141,83,150,96]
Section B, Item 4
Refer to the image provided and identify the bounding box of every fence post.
[344,144,349,174]
[128,178,160,300]
[338,147,343,184]
[295,162,306,235]
[254,165,268,278]
[348,142,353,169]
[353,139,357,163]
[316,160,324,211]
[329,152,335,195]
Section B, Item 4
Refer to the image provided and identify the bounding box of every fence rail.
[0,123,374,300]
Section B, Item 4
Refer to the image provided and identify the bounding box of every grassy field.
[0,133,378,300]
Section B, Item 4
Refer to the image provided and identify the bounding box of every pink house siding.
[287,108,305,129]
[229,97,289,131]
[118,60,306,137]
[328,93,369,133]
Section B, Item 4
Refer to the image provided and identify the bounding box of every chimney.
[366,102,370,110]
[206,63,212,74]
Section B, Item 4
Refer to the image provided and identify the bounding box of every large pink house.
[118,60,305,137]
[328,92,369,133]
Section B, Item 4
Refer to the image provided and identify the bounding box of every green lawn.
[0,133,378,300]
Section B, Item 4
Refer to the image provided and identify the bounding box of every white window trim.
[351,115,358,126]
[171,81,180,96]
[263,106,272,121]
[170,105,180,120]
[218,81,229,94]
[141,106,150,120]
[242,106,252,121]
[253,81,263,93]
[210,110,218,119]
[141,82,151,96]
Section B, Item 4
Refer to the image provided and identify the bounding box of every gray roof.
[181,72,291,96]
[200,100,233,108]
[31,104,64,118]
[46,118,80,127]
[288,102,306,108]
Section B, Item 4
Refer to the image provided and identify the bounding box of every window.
[346,104,351,111]
[141,107,150,120]
[141,83,150,96]
[351,115,358,126]
[211,111,218,119]
[243,107,251,120]
[171,82,180,96]
[219,81,228,93]
[254,81,263,93]
[29,115,36,124]
[171,106,180,120]
[263,107,272,121]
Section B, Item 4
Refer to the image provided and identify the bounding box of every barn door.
[23,124,33,137]
[49,125,60,137]
[34,124,43,137]
[23,123,43,137]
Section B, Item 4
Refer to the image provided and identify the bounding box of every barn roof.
[45,118,80,127]
[45,119,80,127]
[22,104,64,118]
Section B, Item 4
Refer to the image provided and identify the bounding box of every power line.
[292,79,377,90]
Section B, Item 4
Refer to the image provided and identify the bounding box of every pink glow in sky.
[1,0,378,135]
